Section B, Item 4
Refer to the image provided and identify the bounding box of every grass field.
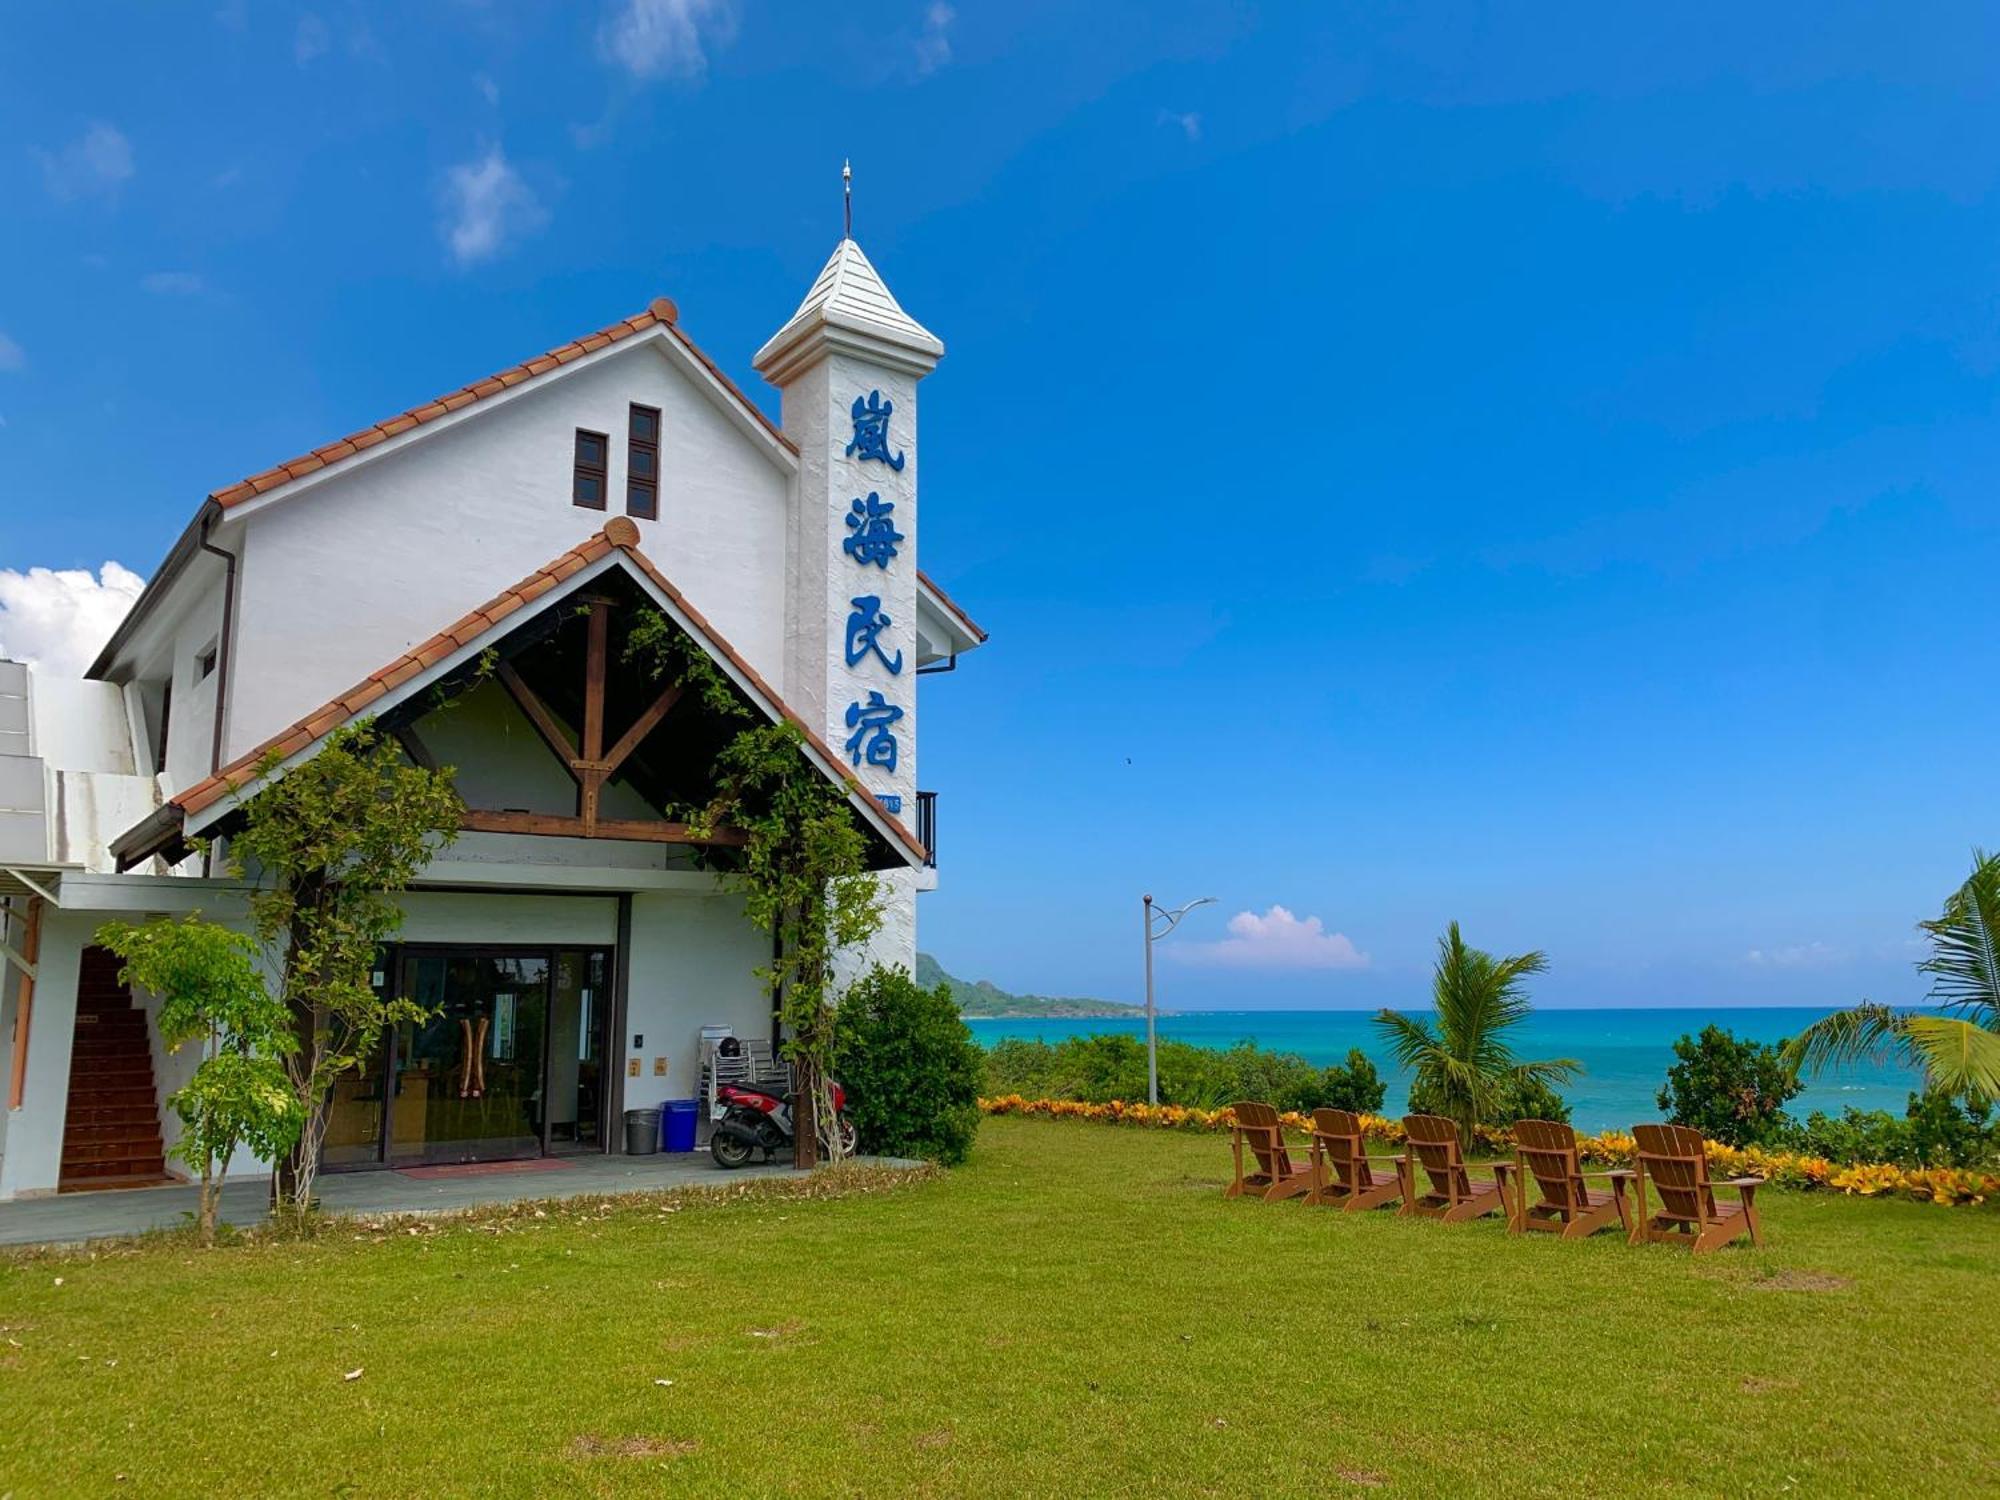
[2,1115,1997,1497]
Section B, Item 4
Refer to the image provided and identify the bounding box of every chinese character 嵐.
[844,691,904,773]
[842,492,903,569]
[844,595,904,675]
[845,389,905,471]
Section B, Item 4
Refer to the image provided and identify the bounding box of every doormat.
[397,1158,576,1181]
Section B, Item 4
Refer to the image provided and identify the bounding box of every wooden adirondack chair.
[1629,1123,1765,1254]
[1225,1101,1313,1202]
[1304,1108,1403,1211]
[1510,1118,1633,1239]
[1397,1113,1514,1224]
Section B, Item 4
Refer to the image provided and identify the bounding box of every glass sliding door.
[545,950,609,1153]
[390,952,551,1166]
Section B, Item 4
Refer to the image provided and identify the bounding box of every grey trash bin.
[624,1107,662,1155]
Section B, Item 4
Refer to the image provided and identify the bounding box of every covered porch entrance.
[325,944,612,1170]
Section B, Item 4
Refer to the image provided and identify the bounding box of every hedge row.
[978,1095,2000,1207]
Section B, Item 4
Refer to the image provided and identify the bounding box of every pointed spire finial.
[842,158,853,240]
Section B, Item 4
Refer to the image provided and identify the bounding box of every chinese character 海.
[845,389,905,471]
[844,595,904,675]
[842,492,903,569]
[844,691,904,773]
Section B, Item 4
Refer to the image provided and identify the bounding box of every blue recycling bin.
[660,1098,699,1153]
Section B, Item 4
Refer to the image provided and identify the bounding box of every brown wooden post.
[580,600,609,833]
[5,896,43,1111]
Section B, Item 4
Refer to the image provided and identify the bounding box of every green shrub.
[1786,1092,2000,1169]
[833,965,983,1166]
[1282,1049,1387,1116]
[1656,1024,1801,1147]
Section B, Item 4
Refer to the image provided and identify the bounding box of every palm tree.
[1373,922,1579,1148]
[1784,851,2000,1102]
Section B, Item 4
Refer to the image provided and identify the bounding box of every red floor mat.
[396,1158,576,1180]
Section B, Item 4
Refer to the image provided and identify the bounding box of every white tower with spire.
[754,235,943,966]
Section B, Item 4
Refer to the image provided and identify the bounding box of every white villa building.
[0,237,985,1197]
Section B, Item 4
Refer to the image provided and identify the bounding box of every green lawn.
[3,1117,1997,1498]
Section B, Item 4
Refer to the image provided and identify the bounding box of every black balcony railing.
[916,790,937,867]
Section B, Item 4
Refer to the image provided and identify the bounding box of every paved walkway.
[0,1151,803,1249]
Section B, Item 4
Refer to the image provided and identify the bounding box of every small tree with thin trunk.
[95,915,302,1245]
[222,721,461,1214]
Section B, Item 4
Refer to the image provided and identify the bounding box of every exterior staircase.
[58,946,170,1191]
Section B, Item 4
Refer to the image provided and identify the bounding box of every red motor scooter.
[708,1078,857,1168]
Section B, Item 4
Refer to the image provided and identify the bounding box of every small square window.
[627,481,658,520]
[630,407,659,443]
[195,641,218,682]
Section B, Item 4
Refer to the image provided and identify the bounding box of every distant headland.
[916,953,1151,1018]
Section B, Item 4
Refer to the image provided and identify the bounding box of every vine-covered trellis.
[627,609,884,1166]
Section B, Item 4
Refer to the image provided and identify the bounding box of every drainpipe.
[195,503,237,777]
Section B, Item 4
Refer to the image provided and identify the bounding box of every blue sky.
[2,3,1994,1010]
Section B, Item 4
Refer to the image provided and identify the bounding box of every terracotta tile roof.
[917,568,988,644]
[208,297,796,510]
[171,518,928,867]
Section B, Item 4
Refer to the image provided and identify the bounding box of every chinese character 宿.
[844,691,904,773]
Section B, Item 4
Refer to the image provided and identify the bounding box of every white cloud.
[475,72,501,106]
[39,123,135,201]
[1172,905,1371,972]
[439,146,546,267]
[295,13,331,63]
[1158,109,1202,142]
[914,2,953,75]
[1744,942,1845,969]
[0,332,23,373]
[0,563,146,677]
[598,0,735,81]
[141,271,204,296]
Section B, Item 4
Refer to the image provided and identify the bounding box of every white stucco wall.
[622,888,771,1109]
[226,337,794,766]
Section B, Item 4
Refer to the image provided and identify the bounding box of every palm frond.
[1901,1014,2000,1102]
[1918,849,2000,1025]
[1371,1009,1439,1071]
[1513,1057,1582,1088]
[1781,1003,1914,1077]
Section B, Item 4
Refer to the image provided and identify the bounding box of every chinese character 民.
[844,691,904,773]
[842,492,903,569]
[844,595,904,675]
[845,389,905,471]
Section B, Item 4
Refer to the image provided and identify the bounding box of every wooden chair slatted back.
[1402,1113,1471,1199]
[1633,1122,1717,1222]
[1310,1108,1375,1189]
[1231,1100,1292,1178]
[1514,1118,1587,1210]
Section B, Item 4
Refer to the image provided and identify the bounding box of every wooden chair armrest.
[1723,1175,1764,1189]
[1588,1168,1636,1181]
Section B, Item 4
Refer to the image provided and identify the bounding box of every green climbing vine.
[627,608,884,1165]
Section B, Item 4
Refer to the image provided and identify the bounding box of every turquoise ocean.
[965,1008,1924,1134]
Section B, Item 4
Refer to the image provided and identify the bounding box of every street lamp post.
[1142,893,1215,1105]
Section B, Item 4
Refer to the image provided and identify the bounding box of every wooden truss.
[439,596,747,848]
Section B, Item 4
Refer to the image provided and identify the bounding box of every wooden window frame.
[573,428,609,511]
[626,404,659,520]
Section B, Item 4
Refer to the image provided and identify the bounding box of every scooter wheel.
[836,1114,858,1157]
[710,1132,754,1170]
